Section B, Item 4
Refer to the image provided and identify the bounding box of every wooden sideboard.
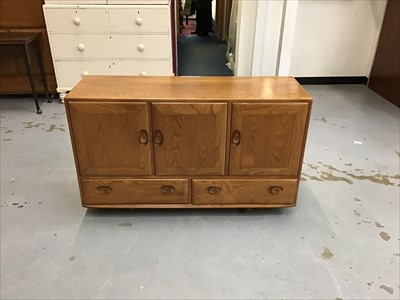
[0,0,57,94]
[65,76,312,208]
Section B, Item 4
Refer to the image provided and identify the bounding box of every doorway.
[176,0,233,76]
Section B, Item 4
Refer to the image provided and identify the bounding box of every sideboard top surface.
[66,76,312,102]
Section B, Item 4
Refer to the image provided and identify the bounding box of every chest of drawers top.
[44,1,170,5]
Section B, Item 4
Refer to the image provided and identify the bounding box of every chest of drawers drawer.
[50,34,171,59]
[44,6,109,33]
[55,59,172,87]
[108,6,170,33]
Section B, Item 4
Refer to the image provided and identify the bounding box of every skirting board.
[295,76,368,85]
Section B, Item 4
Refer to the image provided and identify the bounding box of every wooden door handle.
[161,185,175,194]
[154,130,163,145]
[268,186,283,195]
[232,130,241,145]
[207,186,221,195]
[138,130,148,144]
[96,186,113,195]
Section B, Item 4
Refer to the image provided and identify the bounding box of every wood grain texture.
[68,102,152,176]
[229,103,309,175]
[152,103,227,175]
[66,76,312,102]
[191,179,297,205]
[0,0,46,28]
[82,178,188,205]
[0,0,56,94]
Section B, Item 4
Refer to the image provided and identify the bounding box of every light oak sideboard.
[65,76,312,208]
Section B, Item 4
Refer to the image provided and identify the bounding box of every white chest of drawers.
[43,0,173,101]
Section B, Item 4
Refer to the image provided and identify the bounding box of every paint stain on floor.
[118,222,132,227]
[375,222,384,228]
[23,122,45,129]
[321,247,334,260]
[379,284,394,294]
[46,124,65,132]
[69,256,76,261]
[353,210,361,217]
[354,197,362,202]
[379,231,391,241]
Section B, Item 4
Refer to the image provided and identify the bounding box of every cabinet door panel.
[152,103,227,175]
[230,103,308,175]
[68,102,151,176]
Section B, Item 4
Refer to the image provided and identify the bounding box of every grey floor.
[1,85,399,300]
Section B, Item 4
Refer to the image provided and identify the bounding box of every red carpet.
[181,20,196,36]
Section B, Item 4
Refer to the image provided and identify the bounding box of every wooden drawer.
[191,179,298,205]
[109,6,170,33]
[44,6,109,33]
[50,34,171,59]
[81,179,189,205]
[55,59,172,87]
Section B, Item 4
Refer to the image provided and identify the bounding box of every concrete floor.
[0,85,399,300]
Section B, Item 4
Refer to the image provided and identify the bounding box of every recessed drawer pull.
[161,185,175,194]
[232,130,241,145]
[138,130,148,144]
[136,17,143,25]
[73,17,81,26]
[268,186,283,195]
[207,186,221,195]
[96,186,113,195]
[137,44,145,52]
[77,44,85,52]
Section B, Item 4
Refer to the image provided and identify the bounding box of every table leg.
[35,40,52,103]
[23,44,42,114]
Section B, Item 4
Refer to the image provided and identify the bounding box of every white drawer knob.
[136,17,143,25]
[73,17,81,25]
[82,71,89,77]
[139,71,146,76]
[77,44,85,52]
[137,44,145,52]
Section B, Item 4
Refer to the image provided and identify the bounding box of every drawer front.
[45,1,107,4]
[50,34,171,59]
[55,59,172,87]
[44,6,109,33]
[192,179,298,205]
[82,179,189,205]
[108,1,170,4]
[109,7,170,33]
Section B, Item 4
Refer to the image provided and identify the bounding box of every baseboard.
[295,76,368,85]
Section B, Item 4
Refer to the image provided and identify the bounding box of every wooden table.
[0,32,51,114]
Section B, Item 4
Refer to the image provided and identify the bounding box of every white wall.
[288,0,387,77]
[236,0,387,77]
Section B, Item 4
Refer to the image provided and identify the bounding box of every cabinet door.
[152,103,227,175]
[68,102,152,176]
[229,103,309,175]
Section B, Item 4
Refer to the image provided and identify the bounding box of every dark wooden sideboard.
[0,0,56,94]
